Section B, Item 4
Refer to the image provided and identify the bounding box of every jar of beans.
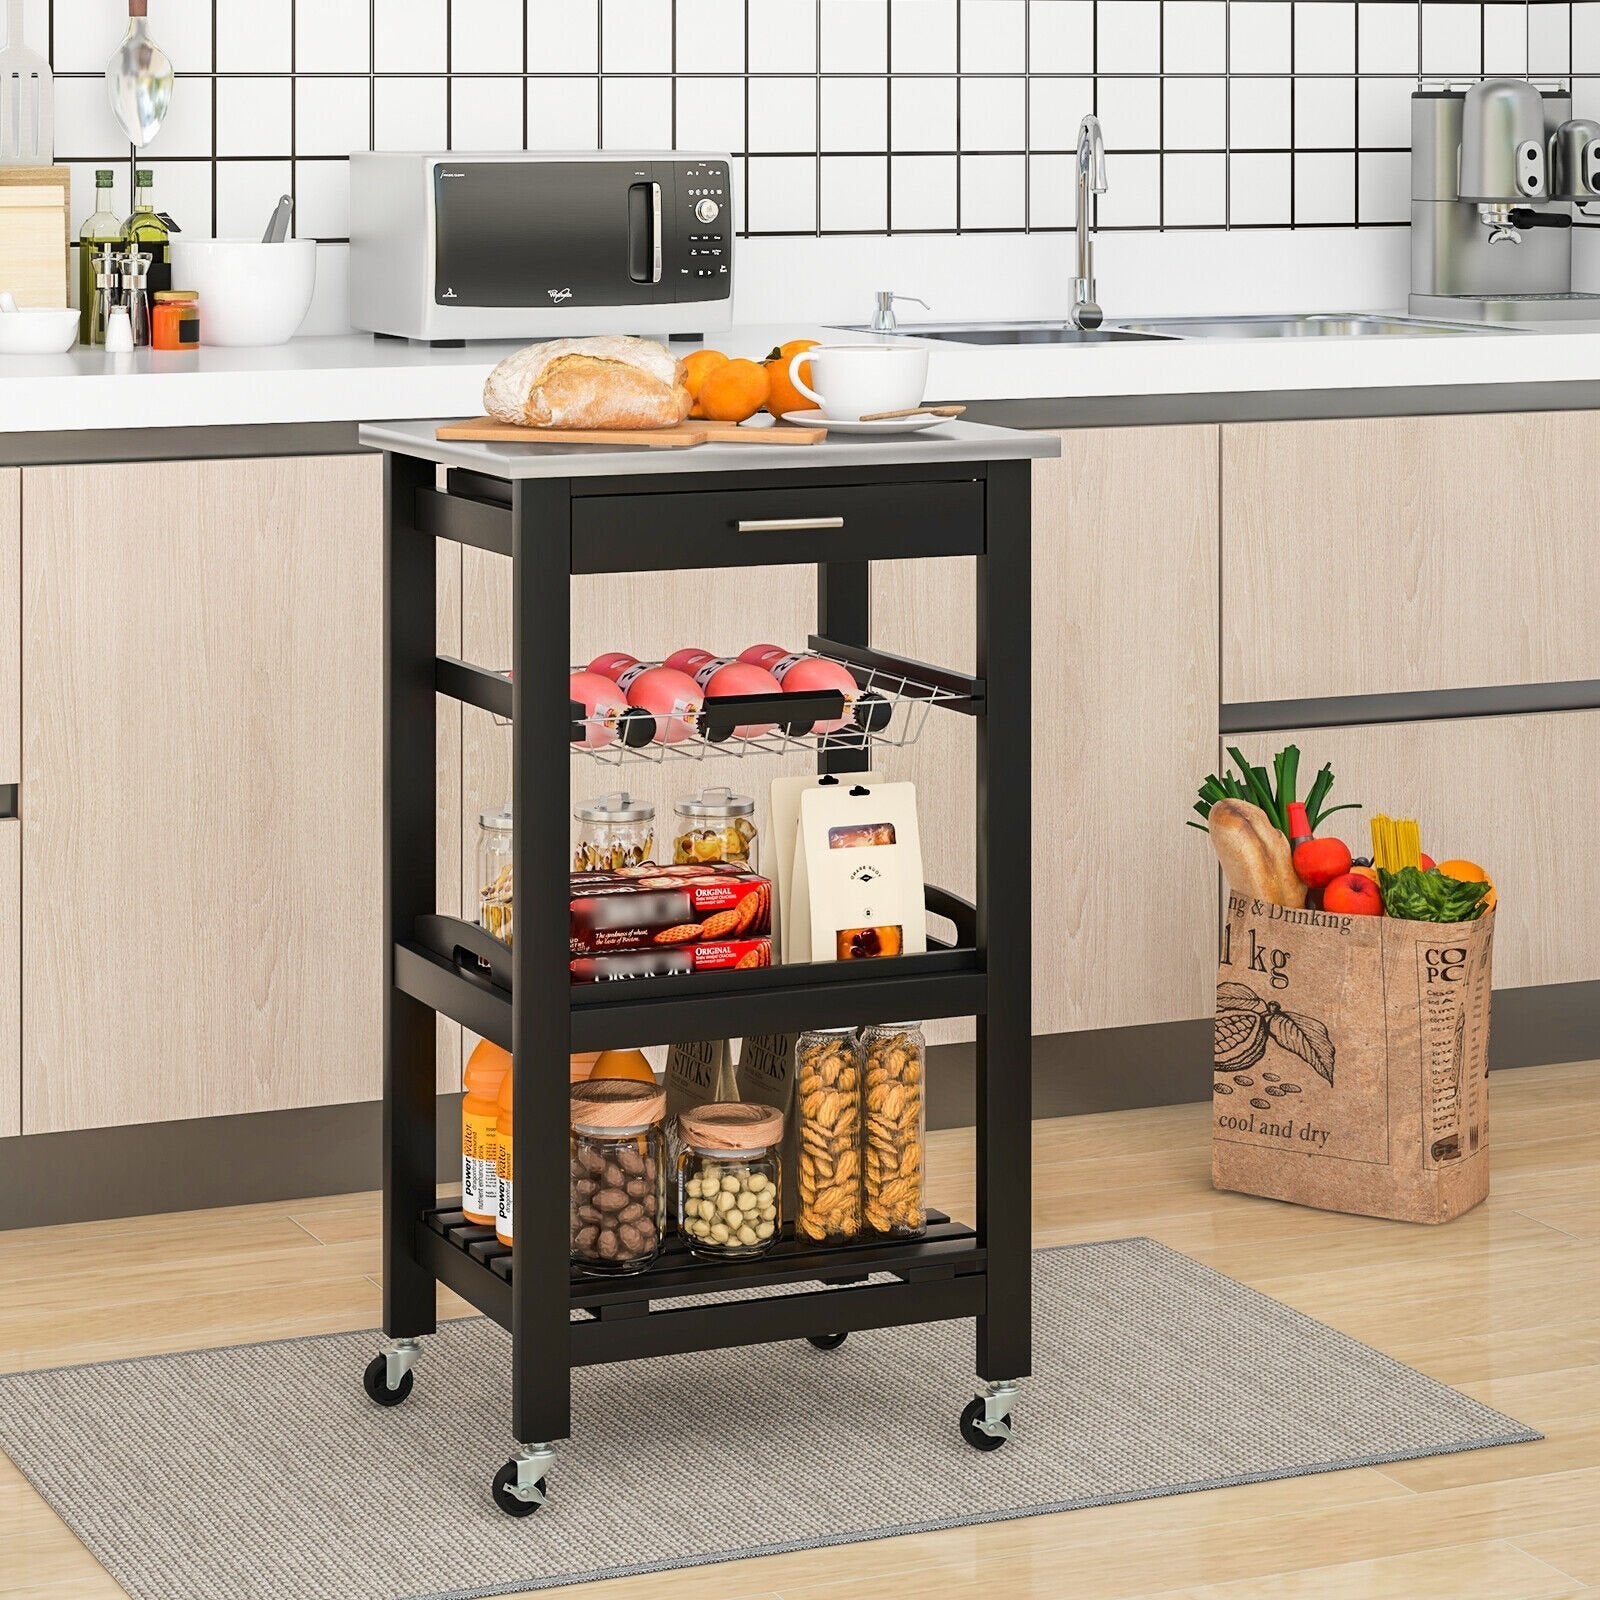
[794,1027,864,1244]
[675,1103,783,1259]
[570,1079,666,1275]
[860,1022,926,1237]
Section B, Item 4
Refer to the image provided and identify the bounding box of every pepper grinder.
[89,245,122,347]
[120,250,152,347]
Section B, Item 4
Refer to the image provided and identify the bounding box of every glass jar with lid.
[570,1079,666,1275]
[675,1103,784,1259]
[860,1021,927,1238]
[672,786,758,872]
[794,1026,864,1244]
[573,791,656,873]
[477,806,514,945]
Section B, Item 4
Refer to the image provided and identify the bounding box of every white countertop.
[7,318,1600,435]
[361,416,1059,478]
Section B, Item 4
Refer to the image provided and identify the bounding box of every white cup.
[789,344,929,421]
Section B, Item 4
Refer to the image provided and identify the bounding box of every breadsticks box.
[734,1031,801,1214]
[791,781,925,964]
[1212,890,1495,1224]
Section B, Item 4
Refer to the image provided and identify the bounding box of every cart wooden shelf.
[358,417,1057,1514]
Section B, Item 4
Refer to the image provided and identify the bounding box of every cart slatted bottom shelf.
[358,417,1052,1515]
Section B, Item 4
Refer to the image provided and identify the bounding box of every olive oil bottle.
[121,169,178,294]
[77,170,122,343]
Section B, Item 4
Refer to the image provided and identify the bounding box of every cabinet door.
[0,820,15,1139]
[1223,413,1600,703]
[21,456,387,1133]
[1230,711,1600,991]
[874,425,1222,1034]
[1,467,17,790]
[1,471,18,1137]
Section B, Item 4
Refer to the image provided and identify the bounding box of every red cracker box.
[571,939,773,983]
[570,863,772,955]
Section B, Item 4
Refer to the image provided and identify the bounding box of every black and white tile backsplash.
[36,0,1600,242]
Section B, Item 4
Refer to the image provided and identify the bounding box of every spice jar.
[673,786,758,871]
[573,791,655,873]
[570,1079,666,1275]
[794,1027,863,1243]
[478,806,513,945]
[151,289,199,350]
[860,1022,927,1237]
[676,1103,784,1259]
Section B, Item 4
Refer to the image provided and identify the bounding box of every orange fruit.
[1435,858,1497,910]
[764,338,820,415]
[697,357,769,422]
[1350,865,1378,884]
[589,1048,656,1083]
[680,348,728,419]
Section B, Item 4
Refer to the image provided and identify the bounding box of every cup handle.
[788,351,825,409]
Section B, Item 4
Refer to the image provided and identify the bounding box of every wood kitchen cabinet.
[1223,412,1600,704]
[875,424,1222,1035]
[15,454,459,1134]
[1231,711,1600,991]
[1,468,16,1138]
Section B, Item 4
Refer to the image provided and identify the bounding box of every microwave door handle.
[651,181,663,284]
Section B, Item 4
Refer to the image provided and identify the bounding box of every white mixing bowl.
[170,238,317,346]
[0,307,79,354]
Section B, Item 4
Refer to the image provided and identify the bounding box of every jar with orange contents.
[151,290,200,351]
[672,786,758,872]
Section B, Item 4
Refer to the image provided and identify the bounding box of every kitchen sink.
[1114,313,1515,339]
[831,321,1175,345]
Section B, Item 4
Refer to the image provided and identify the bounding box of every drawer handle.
[735,515,846,534]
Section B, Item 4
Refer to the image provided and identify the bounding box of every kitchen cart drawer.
[570,478,986,572]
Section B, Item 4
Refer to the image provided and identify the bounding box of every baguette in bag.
[1209,799,1306,908]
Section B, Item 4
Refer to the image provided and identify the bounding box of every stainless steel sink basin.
[1114,313,1514,339]
[831,321,1175,345]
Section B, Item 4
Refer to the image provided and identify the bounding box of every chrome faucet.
[1070,114,1108,329]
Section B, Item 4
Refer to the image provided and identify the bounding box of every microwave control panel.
[670,159,732,297]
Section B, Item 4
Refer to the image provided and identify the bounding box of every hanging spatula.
[0,0,55,164]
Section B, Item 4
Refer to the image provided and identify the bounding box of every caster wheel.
[960,1396,1010,1452]
[493,1460,546,1517]
[807,1332,848,1351]
[363,1352,413,1408]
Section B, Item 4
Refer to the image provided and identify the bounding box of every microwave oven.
[348,151,734,343]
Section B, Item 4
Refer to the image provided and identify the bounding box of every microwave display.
[432,159,730,310]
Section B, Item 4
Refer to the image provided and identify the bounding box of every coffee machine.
[1410,78,1600,321]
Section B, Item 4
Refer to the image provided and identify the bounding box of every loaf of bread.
[483,336,692,430]
[1209,799,1307,909]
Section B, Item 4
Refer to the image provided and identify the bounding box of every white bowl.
[0,307,78,354]
[170,238,317,347]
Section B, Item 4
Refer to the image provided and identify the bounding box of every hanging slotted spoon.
[105,0,172,147]
[0,0,54,164]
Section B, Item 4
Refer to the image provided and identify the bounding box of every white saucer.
[783,410,948,435]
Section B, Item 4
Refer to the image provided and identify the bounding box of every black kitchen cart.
[357,417,1058,1515]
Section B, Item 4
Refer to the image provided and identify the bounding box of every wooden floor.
[3,1058,1597,1599]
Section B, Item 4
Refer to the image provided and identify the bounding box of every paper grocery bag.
[1211,890,1495,1224]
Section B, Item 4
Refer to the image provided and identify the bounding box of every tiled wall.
[38,0,1600,243]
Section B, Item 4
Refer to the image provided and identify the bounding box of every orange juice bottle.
[495,1066,515,1248]
[462,1040,511,1226]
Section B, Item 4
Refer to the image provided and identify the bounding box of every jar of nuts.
[672,787,759,873]
[794,1027,864,1244]
[860,1022,927,1238]
[675,1102,783,1259]
[570,1079,667,1275]
[573,791,656,874]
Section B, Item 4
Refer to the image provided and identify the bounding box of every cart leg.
[382,450,440,1344]
[509,479,576,1452]
[974,459,1033,1390]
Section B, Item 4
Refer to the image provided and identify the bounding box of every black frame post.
[383,451,441,1339]
[509,478,576,1447]
[974,459,1033,1382]
[817,559,872,778]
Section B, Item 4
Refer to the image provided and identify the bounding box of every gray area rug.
[0,1238,1537,1600]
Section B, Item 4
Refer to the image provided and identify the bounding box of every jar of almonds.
[570,1079,666,1275]
[675,1102,783,1259]
[861,1021,926,1237]
[794,1027,863,1244]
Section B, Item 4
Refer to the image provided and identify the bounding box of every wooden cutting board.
[436,417,827,448]
[0,166,71,308]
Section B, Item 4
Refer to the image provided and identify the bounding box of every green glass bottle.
[121,169,175,294]
[77,170,122,343]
